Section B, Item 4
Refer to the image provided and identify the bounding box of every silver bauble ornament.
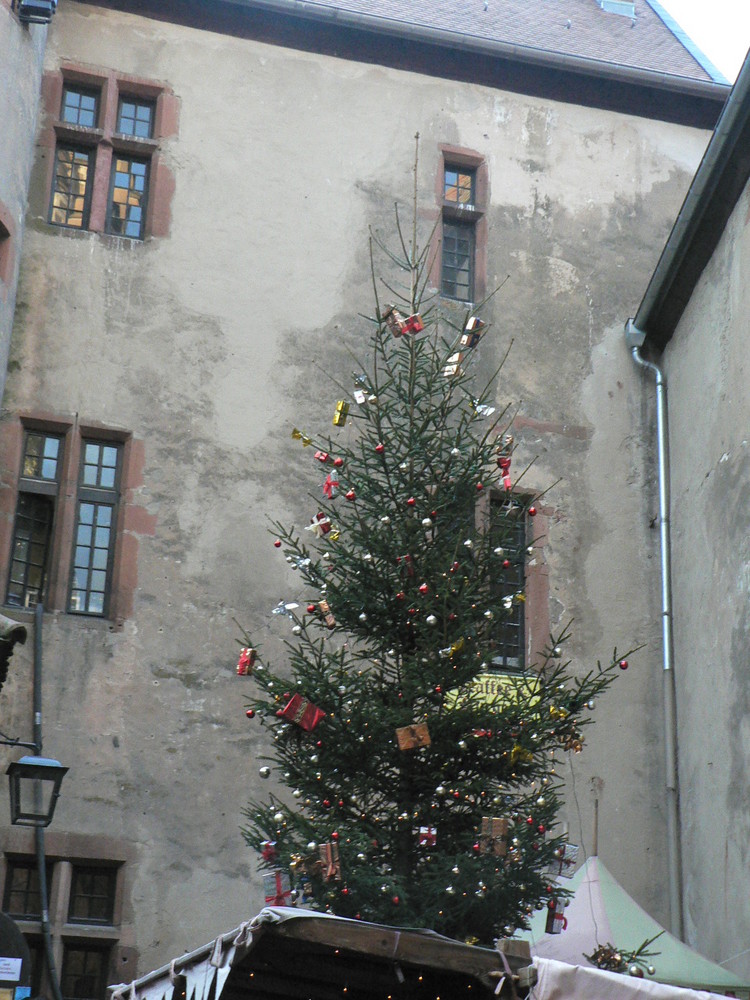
[307,841,318,852]
[273,811,284,824]
[259,766,271,779]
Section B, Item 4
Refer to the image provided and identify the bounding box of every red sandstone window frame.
[0,201,15,301]
[429,145,489,305]
[39,66,178,240]
[0,415,141,624]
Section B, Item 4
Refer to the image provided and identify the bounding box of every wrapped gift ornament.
[545,897,567,935]
[333,400,350,426]
[443,351,464,378]
[382,304,424,338]
[496,434,514,491]
[263,870,292,905]
[460,316,486,350]
[478,816,508,856]
[395,722,431,751]
[306,512,332,537]
[548,842,579,879]
[319,841,341,880]
[323,473,339,499]
[397,554,415,577]
[261,840,277,861]
[236,647,256,676]
[277,693,326,731]
[318,599,336,629]
[315,450,330,463]
[418,826,437,847]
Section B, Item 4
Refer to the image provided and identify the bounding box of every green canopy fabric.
[518,857,749,995]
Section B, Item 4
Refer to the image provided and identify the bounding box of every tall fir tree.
[239,146,629,944]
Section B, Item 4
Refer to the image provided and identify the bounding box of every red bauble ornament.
[453,790,461,799]
[392,896,400,905]
[548,899,556,910]
[375,443,385,454]
[345,489,356,501]
[316,740,323,747]
[435,685,442,694]
[476,482,483,491]
[332,831,340,840]
[323,799,331,809]
[341,887,350,896]
[407,497,416,507]
[409,608,417,616]
[274,539,282,548]
[619,659,629,670]
[538,824,546,834]
[307,603,316,613]
[431,511,437,519]
[472,842,480,853]
[246,709,255,719]
[334,457,344,467]
[419,582,429,595]
[532,842,539,851]
[526,816,534,826]
[448,613,457,622]
[528,505,537,517]
[502,559,511,569]
[396,591,406,601]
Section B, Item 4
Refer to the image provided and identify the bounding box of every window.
[437,152,487,304]
[6,431,62,608]
[50,146,93,229]
[116,97,154,138]
[2,421,138,621]
[61,86,99,128]
[69,441,121,616]
[489,496,527,673]
[3,859,50,920]
[106,157,148,239]
[44,68,177,241]
[2,850,126,1000]
[68,866,117,924]
[442,220,475,302]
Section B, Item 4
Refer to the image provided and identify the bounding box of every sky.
[658,0,750,81]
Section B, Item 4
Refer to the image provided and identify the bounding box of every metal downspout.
[626,325,683,939]
[33,604,64,1000]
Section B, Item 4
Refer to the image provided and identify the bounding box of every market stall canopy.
[533,957,738,1000]
[108,907,533,1000]
[519,857,748,995]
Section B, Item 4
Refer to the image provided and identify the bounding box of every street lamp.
[6,756,68,827]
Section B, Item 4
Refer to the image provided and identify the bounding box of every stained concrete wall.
[0,2,46,402]
[657,181,750,980]
[0,0,713,977]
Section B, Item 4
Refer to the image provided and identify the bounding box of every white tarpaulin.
[532,957,733,1000]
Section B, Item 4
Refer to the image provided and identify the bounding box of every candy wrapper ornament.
[333,401,350,426]
[263,870,292,906]
[548,842,579,879]
[306,512,332,537]
[236,647,256,676]
[277,693,326,731]
[395,722,431,751]
[460,316,486,350]
[291,428,312,446]
[418,826,437,847]
[510,743,534,766]
[272,600,299,618]
[319,842,341,880]
[261,840,277,862]
[545,897,567,935]
[478,816,508,856]
[323,473,339,499]
[318,599,336,629]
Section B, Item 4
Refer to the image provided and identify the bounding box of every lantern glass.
[7,757,68,827]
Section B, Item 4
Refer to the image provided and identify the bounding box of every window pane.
[61,945,110,1000]
[61,86,99,128]
[107,157,149,240]
[2,860,51,919]
[444,166,475,206]
[6,494,54,608]
[489,498,527,673]
[68,866,116,925]
[116,97,154,138]
[50,147,92,229]
[68,502,115,616]
[23,432,62,480]
[441,221,475,301]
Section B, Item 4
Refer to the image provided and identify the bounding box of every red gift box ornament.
[382,304,424,339]
[236,647,256,676]
[545,897,568,935]
[277,693,326,731]
[403,313,424,335]
[496,433,514,491]
[418,826,437,847]
[315,450,330,464]
[306,512,332,537]
[261,840,277,861]
[263,870,292,906]
[323,473,339,499]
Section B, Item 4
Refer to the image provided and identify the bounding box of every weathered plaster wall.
[660,182,750,979]
[0,0,711,975]
[0,3,46,402]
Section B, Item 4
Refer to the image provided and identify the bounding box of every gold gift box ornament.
[395,722,431,751]
[478,816,509,857]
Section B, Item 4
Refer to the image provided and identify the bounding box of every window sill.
[111,133,159,156]
[53,122,105,146]
[62,924,119,940]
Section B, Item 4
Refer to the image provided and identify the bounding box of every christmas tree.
[239,149,629,944]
